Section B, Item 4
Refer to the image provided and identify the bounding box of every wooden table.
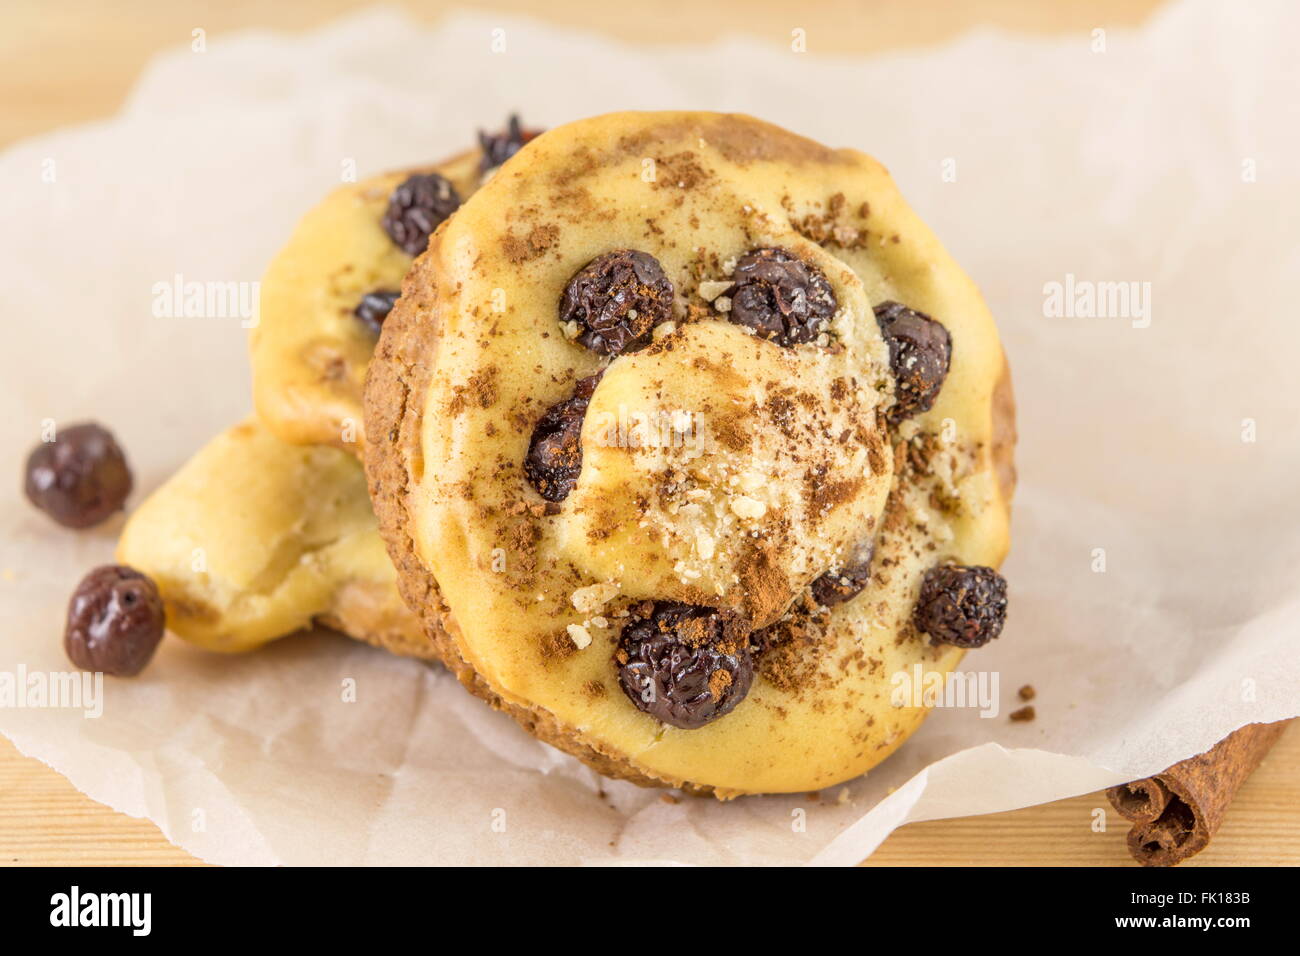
[4,0,1296,867]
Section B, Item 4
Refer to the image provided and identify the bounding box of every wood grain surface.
[4,0,1295,867]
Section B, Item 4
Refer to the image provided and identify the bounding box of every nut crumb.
[729,495,767,520]
[571,581,620,614]
[697,280,732,302]
[695,530,716,560]
[566,623,593,650]
[1009,705,1035,722]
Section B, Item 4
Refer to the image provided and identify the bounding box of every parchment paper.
[1,0,1296,866]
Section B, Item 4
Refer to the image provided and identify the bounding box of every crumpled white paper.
[1,0,1296,866]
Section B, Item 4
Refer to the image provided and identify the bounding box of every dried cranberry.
[524,373,602,501]
[726,247,837,346]
[913,564,1007,648]
[874,301,952,423]
[478,114,543,174]
[24,423,132,529]
[354,289,400,335]
[560,250,674,355]
[380,173,461,256]
[810,539,876,607]
[65,565,165,676]
[616,602,754,729]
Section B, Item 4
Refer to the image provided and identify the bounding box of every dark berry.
[524,373,602,501]
[615,602,754,729]
[913,564,1007,648]
[560,250,674,355]
[354,289,400,335]
[810,539,876,607]
[874,301,952,423]
[478,114,543,174]
[65,565,165,676]
[24,423,133,529]
[381,173,461,256]
[726,247,837,346]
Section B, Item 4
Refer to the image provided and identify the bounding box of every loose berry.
[65,565,165,676]
[24,423,132,529]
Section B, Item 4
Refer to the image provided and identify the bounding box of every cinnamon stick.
[1107,720,1291,866]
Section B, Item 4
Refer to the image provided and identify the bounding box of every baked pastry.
[138,119,542,657]
[251,116,541,452]
[117,418,435,658]
[366,111,1015,796]
[250,155,476,452]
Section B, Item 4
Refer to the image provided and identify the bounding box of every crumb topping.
[392,112,1007,756]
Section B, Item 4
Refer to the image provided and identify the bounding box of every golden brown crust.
[314,613,437,660]
[364,252,445,634]
[315,583,440,661]
[991,352,1018,507]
